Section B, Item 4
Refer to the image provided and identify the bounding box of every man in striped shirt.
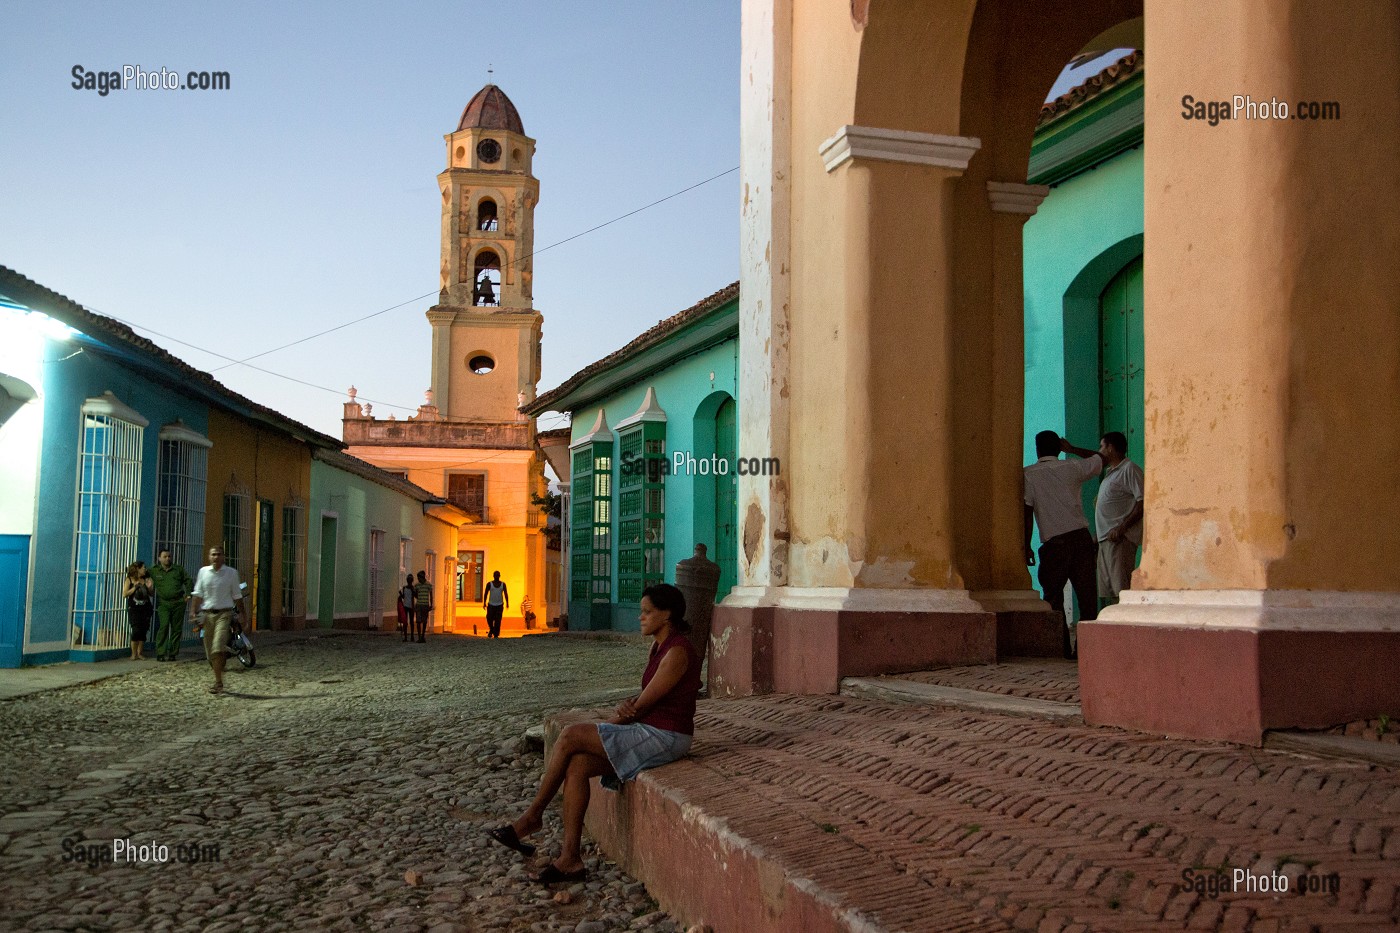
[412,571,433,643]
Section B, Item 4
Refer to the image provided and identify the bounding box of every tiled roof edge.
[528,281,739,414]
[1038,50,1142,128]
[0,265,344,450]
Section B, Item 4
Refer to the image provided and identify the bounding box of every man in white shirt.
[1023,430,1103,659]
[1094,430,1145,604]
[190,546,248,695]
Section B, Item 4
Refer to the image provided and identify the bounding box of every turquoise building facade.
[1022,53,1144,594]
[526,283,740,632]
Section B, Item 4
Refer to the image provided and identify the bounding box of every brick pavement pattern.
[644,694,1400,931]
[898,660,1082,705]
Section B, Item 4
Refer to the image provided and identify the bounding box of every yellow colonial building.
[344,84,548,635]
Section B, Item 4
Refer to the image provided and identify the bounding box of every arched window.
[473,250,501,306]
[477,198,498,231]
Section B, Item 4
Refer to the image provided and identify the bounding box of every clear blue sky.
[0,1,741,436]
[1,2,1116,438]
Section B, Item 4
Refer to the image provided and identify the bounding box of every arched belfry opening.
[472,250,501,306]
[477,198,498,231]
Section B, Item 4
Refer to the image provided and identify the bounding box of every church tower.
[342,83,552,634]
[429,84,542,421]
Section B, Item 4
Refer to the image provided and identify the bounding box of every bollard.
[675,543,721,665]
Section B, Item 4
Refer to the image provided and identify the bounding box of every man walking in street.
[190,546,248,695]
[150,548,193,661]
[412,570,433,643]
[1094,431,1145,606]
[1024,430,1103,660]
[483,571,509,638]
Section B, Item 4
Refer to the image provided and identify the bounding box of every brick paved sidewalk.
[587,693,1400,932]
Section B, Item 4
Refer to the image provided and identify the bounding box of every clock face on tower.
[477,139,501,164]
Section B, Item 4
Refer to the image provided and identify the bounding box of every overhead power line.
[209,164,740,373]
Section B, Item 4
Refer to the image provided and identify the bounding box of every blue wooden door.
[0,535,30,667]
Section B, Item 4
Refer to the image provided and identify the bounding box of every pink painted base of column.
[709,605,774,698]
[1081,592,1400,745]
[709,603,995,696]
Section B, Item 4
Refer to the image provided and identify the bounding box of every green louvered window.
[571,440,613,604]
[617,423,665,604]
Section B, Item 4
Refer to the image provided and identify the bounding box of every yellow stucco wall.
[204,408,313,629]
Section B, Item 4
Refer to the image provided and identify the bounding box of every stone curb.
[839,675,1084,723]
[1263,729,1400,769]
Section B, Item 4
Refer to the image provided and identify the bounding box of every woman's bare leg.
[512,723,609,837]
[555,752,613,872]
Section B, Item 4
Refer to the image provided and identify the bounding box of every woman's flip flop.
[487,825,537,858]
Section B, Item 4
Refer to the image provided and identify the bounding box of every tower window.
[477,199,498,232]
[473,250,501,306]
[469,354,495,375]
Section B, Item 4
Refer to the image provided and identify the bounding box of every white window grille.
[154,422,210,574]
[281,497,306,617]
[71,394,147,649]
[399,536,411,578]
[222,475,251,572]
[368,529,386,627]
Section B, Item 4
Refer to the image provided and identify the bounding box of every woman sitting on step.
[489,583,701,884]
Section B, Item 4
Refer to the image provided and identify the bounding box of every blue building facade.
[525,284,740,632]
[0,266,347,666]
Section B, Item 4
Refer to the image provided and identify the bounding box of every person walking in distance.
[1094,431,1145,606]
[483,571,509,638]
[189,546,249,695]
[399,574,416,642]
[1023,430,1103,660]
[413,570,433,643]
[150,548,193,661]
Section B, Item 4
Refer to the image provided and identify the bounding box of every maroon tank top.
[639,632,701,735]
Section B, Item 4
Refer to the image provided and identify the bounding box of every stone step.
[840,675,1083,724]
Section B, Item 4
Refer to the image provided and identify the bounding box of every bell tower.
[429,84,543,422]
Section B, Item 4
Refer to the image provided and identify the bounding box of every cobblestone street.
[0,633,680,933]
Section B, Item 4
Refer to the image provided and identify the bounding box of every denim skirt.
[596,722,692,790]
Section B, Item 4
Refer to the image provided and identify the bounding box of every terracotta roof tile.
[1039,50,1142,128]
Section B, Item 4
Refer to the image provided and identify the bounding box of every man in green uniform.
[150,548,193,661]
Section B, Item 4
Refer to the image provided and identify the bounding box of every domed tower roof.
[457,84,525,135]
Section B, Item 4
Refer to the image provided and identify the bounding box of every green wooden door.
[318,516,336,627]
[1099,256,1145,469]
[714,398,738,599]
[256,501,274,629]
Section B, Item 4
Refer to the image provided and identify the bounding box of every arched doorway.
[692,391,737,602]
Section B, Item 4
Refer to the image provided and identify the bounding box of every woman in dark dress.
[488,583,701,883]
[122,561,154,660]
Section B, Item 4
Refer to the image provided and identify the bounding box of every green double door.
[1099,256,1145,469]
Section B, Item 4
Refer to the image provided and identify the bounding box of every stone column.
[713,121,1000,696]
[710,0,791,696]
[971,181,1060,655]
[1080,0,1400,743]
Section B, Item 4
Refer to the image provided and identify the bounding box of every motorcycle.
[231,582,256,668]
